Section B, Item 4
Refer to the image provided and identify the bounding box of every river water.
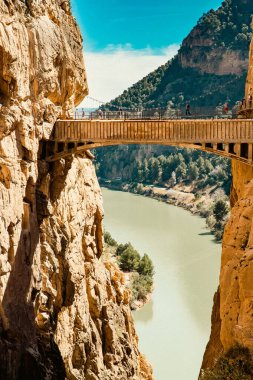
[102,188,221,380]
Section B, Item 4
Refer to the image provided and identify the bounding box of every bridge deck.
[54,119,253,144]
[44,119,253,165]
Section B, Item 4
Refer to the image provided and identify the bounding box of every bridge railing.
[74,105,241,121]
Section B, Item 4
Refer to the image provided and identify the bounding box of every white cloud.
[79,44,179,108]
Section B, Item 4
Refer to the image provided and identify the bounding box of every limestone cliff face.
[179,25,248,76]
[202,160,253,370]
[36,157,152,379]
[202,19,253,372]
[0,1,152,379]
[245,19,253,96]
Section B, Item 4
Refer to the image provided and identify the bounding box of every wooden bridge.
[43,118,253,165]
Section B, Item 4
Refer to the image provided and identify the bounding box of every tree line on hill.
[95,146,231,241]
[96,146,231,193]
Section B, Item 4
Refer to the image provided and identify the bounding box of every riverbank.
[100,179,230,240]
[102,232,155,310]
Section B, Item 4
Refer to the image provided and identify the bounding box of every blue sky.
[70,0,222,107]
[71,0,221,51]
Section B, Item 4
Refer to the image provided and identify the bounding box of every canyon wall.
[245,19,253,97]
[0,1,152,379]
[202,20,253,371]
[202,160,253,370]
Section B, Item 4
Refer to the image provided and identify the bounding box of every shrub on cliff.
[116,242,132,256]
[104,232,155,308]
[138,254,155,277]
[200,346,253,380]
[213,199,229,223]
[119,245,141,272]
[131,273,153,302]
[104,231,117,246]
[204,198,229,241]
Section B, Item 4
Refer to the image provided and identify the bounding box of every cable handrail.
[74,106,244,121]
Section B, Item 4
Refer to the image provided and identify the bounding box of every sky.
[71,0,222,108]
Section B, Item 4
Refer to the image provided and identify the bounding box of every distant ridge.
[103,0,253,110]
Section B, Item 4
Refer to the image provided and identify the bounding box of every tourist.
[98,109,103,119]
[186,103,191,116]
[223,102,229,114]
[248,91,253,109]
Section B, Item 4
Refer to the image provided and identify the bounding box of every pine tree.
[188,161,199,180]
[213,199,228,222]
[138,254,155,277]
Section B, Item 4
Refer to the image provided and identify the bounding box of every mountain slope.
[102,0,253,109]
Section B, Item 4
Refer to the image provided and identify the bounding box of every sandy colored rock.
[0,1,153,379]
[202,18,253,373]
[246,19,253,97]
[202,160,253,370]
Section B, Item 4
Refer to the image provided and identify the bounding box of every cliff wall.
[202,160,253,371]
[0,1,152,379]
[245,19,253,97]
[179,31,248,76]
[201,19,253,371]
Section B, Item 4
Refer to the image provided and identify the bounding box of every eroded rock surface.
[0,1,152,379]
[202,18,253,372]
[202,160,253,371]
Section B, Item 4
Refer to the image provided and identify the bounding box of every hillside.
[94,0,253,243]
[102,0,253,110]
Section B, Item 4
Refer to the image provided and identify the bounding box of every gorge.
[102,188,221,379]
[1,0,253,379]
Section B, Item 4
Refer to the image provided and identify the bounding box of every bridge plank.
[53,119,253,146]
[246,121,249,140]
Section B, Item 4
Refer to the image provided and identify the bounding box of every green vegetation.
[101,0,253,110]
[200,346,253,380]
[213,199,229,222]
[197,0,253,50]
[96,0,249,242]
[119,244,141,272]
[102,58,246,110]
[206,198,230,241]
[104,231,117,246]
[138,254,155,277]
[104,235,155,308]
[131,273,153,304]
[95,146,231,195]
[96,146,230,241]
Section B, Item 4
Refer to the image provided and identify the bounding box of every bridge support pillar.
[248,144,253,162]
[234,144,241,157]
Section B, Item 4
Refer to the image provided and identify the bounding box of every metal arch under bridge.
[44,119,253,166]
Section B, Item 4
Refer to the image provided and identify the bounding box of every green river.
[102,188,221,380]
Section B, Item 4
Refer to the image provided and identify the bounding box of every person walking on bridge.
[223,102,229,114]
[241,97,246,110]
[248,90,253,109]
[185,103,191,116]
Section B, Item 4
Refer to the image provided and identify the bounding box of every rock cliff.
[0,1,152,379]
[245,19,253,98]
[201,159,253,372]
[201,20,253,373]
[179,31,248,76]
